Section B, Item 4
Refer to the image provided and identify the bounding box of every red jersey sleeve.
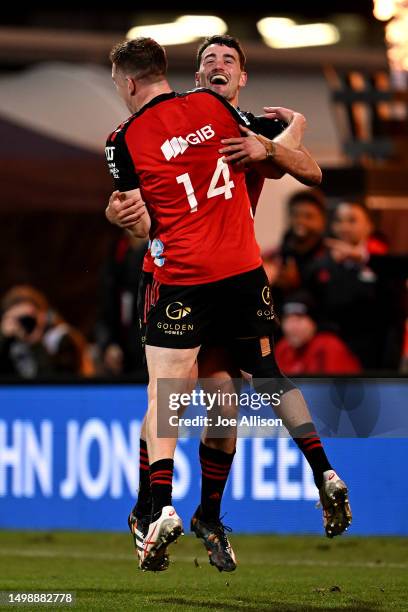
[105,123,140,192]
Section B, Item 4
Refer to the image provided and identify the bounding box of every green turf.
[0,531,407,611]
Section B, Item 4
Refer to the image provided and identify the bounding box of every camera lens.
[19,315,37,334]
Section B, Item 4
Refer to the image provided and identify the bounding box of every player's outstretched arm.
[220,108,322,186]
[105,188,151,238]
[264,106,322,186]
[256,133,322,186]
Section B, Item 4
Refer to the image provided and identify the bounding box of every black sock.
[290,422,332,489]
[150,458,174,519]
[132,439,151,518]
[199,442,235,522]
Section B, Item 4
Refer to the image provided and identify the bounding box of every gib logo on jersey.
[161,125,215,161]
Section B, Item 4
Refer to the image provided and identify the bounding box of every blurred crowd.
[1,189,407,379]
[264,190,407,374]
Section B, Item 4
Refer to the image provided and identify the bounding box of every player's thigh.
[198,345,241,421]
[146,344,200,381]
[145,345,200,418]
[146,282,211,350]
[224,265,275,339]
[137,270,154,348]
[197,345,241,379]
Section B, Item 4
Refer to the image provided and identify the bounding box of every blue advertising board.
[0,382,407,535]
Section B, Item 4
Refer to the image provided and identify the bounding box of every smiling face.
[332,203,373,246]
[289,201,326,242]
[195,44,247,107]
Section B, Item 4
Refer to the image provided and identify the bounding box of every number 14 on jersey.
[176,157,235,213]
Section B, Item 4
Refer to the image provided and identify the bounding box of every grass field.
[0,531,407,611]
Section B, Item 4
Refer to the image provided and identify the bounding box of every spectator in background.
[264,189,327,315]
[95,232,148,376]
[306,201,406,370]
[0,285,93,378]
[275,291,361,375]
[328,200,388,258]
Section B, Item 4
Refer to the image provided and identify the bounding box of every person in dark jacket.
[306,202,407,370]
[264,189,328,318]
[95,232,148,375]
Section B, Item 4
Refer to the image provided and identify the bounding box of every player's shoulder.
[107,115,135,144]
[107,93,179,143]
[181,87,244,121]
[180,86,225,101]
[239,110,287,139]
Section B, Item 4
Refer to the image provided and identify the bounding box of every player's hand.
[219,125,269,165]
[105,189,147,229]
[263,106,305,126]
[264,107,306,151]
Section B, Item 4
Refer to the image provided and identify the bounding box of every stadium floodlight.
[373,0,397,21]
[176,15,227,37]
[257,20,340,49]
[257,17,297,38]
[127,15,227,46]
[126,22,197,45]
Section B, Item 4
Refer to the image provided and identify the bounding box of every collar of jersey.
[133,91,177,119]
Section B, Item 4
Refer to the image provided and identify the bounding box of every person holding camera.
[0,285,93,378]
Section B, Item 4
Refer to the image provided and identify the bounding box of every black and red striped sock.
[150,458,174,519]
[133,439,151,518]
[290,422,332,488]
[199,442,235,522]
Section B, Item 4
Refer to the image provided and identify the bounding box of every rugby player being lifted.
[105,36,351,573]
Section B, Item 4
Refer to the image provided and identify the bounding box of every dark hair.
[196,35,246,70]
[282,290,317,321]
[110,38,167,81]
[287,189,326,216]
